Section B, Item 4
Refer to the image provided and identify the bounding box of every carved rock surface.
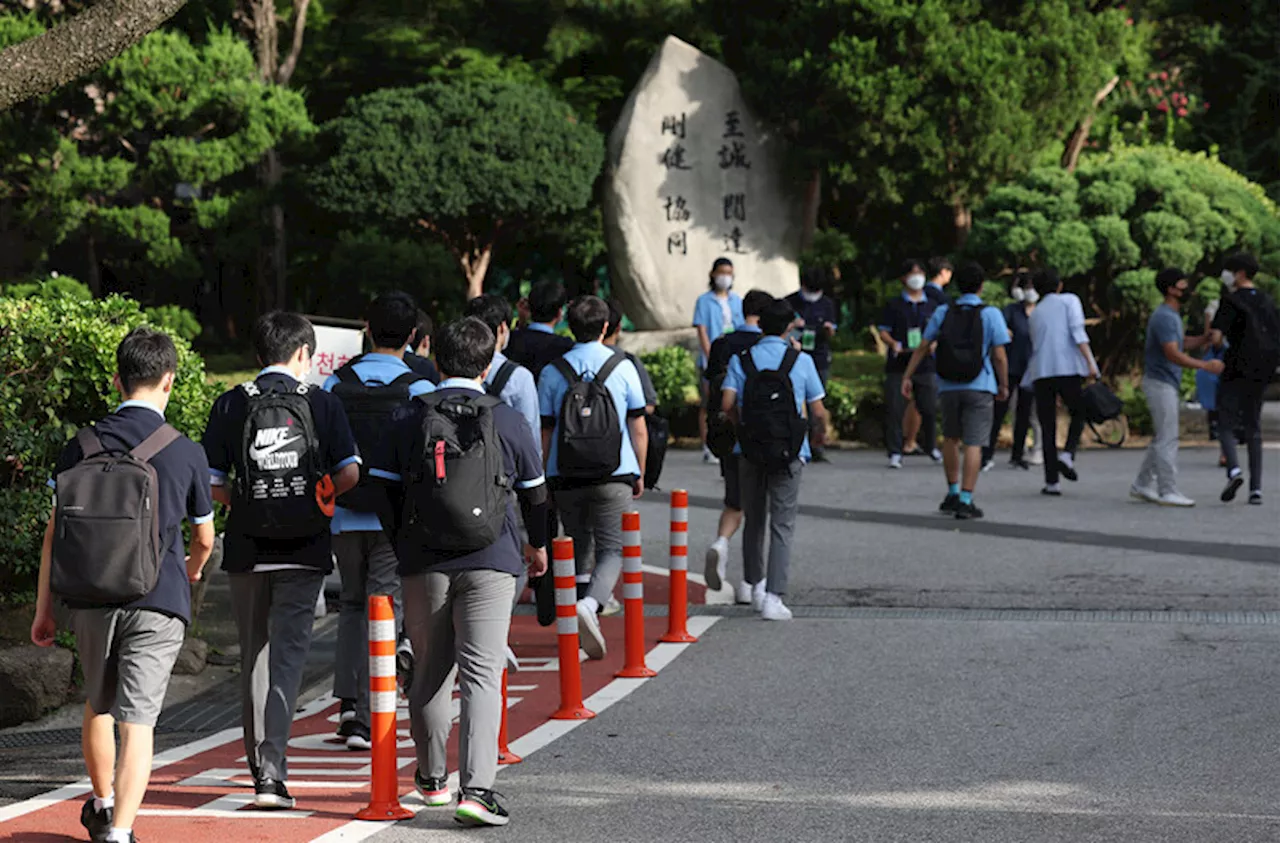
[603,36,805,331]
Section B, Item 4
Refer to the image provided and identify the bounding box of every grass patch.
[203,350,258,388]
[829,350,884,382]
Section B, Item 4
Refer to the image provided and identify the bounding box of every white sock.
[1045,483,1061,492]
[713,536,729,550]
[94,794,114,812]
[1229,467,1243,479]
[106,828,132,842]
[580,596,600,615]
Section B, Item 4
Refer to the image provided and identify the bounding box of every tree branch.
[1062,75,1120,172]
[275,0,311,87]
[0,0,189,112]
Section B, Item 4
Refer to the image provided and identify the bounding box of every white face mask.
[714,274,734,292]
[905,273,926,291]
[1221,269,1237,290]
[1024,288,1040,304]
[1011,286,1025,303]
[800,288,823,303]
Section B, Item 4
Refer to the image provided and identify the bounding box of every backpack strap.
[334,362,362,386]
[129,423,181,463]
[594,350,625,385]
[487,360,518,396]
[777,346,801,378]
[552,357,580,385]
[390,370,425,388]
[740,347,760,379]
[76,427,104,459]
[240,380,260,398]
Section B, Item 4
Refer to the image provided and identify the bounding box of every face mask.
[714,274,733,291]
[1011,287,1025,303]
[905,273,926,291]
[800,289,823,303]
[1221,269,1237,290]
[1024,288,1040,304]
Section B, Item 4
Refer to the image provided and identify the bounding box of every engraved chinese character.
[723,110,744,138]
[721,227,746,254]
[667,231,688,256]
[718,141,751,170]
[663,195,691,222]
[660,144,692,170]
[661,113,687,139]
[723,193,747,222]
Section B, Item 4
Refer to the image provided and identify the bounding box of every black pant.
[1217,379,1266,492]
[811,361,831,457]
[1034,376,1086,485]
[984,381,1033,463]
[885,371,937,457]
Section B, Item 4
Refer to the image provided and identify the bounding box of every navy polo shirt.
[785,292,839,369]
[203,367,359,574]
[370,379,546,578]
[504,324,574,380]
[1002,302,1033,380]
[878,293,938,374]
[49,401,214,623]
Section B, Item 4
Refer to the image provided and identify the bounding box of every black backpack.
[643,414,670,491]
[553,353,625,479]
[51,424,180,605]
[402,392,510,552]
[329,357,426,512]
[236,380,328,538]
[1231,290,1280,381]
[485,359,519,397]
[738,347,808,472]
[935,304,987,382]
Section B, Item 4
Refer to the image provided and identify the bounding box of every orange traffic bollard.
[617,511,656,678]
[661,489,697,643]
[498,667,522,765]
[550,537,596,720]
[355,594,413,821]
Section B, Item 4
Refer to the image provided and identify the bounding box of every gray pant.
[333,531,402,727]
[554,482,632,607]
[739,457,803,596]
[1136,377,1181,495]
[885,371,938,456]
[403,570,516,791]
[229,569,325,782]
[71,607,184,727]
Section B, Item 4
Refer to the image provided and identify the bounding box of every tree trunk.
[1062,76,1120,172]
[0,0,189,112]
[952,197,972,250]
[85,230,101,296]
[460,241,494,300]
[260,147,287,308]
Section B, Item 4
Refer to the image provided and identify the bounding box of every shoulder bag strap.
[488,360,518,395]
[76,427,104,458]
[594,350,625,384]
[778,346,800,377]
[552,357,580,384]
[130,423,181,463]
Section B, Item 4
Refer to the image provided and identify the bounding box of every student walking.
[1130,269,1224,506]
[879,258,941,468]
[721,297,829,620]
[32,327,216,843]
[504,281,574,381]
[702,290,772,601]
[984,271,1038,470]
[786,268,839,461]
[370,317,549,827]
[323,292,434,750]
[1026,269,1099,496]
[694,257,746,462]
[404,310,440,384]
[1212,253,1280,505]
[465,294,541,445]
[203,312,360,810]
[537,295,649,659]
[901,263,1010,520]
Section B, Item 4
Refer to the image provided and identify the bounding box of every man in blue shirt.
[505,281,574,381]
[1132,268,1222,507]
[33,327,216,843]
[878,258,940,468]
[538,295,648,659]
[721,297,828,621]
[203,312,360,810]
[370,317,548,827]
[323,292,434,750]
[903,263,1009,520]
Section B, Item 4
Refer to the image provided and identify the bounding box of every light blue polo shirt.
[692,290,745,368]
[922,294,1010,394]
[721,336,826,463]
[485,349,540,456]
[537,342,647,479]
[323,353,435,533]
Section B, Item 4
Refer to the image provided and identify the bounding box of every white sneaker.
[760,593,793,621]
[1157,491,1195,507]
[576,601,606,660]
[702,446,719,465]
[704,538,729,591]
[751,581,766,612]
[887,454,903,470]
[600,596,623,617]
[734,581,753,605]
[1027,448,1044,466]
[1129,484,1159,503]
[930,449,943,463]
[981,459,995,473]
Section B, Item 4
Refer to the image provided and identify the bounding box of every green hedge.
[639,346,699,415]
[0,294,220,596]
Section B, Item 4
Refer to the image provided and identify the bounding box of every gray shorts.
[940,390,995,447]
[71,607,184,726]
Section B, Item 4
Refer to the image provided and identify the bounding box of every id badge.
[801,329,817,351]
[907,327,922,350]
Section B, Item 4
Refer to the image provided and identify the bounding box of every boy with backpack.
[537,295,649,658]
[323,292,434,750]
[901,262,1010,520]
[1212,253,1280,505]
[32,327,216,843]
[702,289,773,601]
[720,297,828,621]
[203,311,360,810]
[369,317,549,826]
[505,280,575,380]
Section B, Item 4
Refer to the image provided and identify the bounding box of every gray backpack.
[51,424,180,605]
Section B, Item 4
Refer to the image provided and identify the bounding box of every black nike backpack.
[236,381,327,538]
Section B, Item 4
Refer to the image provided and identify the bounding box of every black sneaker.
[1222,473,1244,502]
[80,797,112,842]
[1008,458,1030,470]
[955,501,984,520]
[1249,491,1263,506]
[254,778,296,810]
[415,768,452,806]
[345,721,372,751]
[337,699,358,738]
[939,494,960,515]
[455,788,510,827]
[1057,459,1078,482]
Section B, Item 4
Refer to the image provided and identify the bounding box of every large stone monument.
[603,36,807,334]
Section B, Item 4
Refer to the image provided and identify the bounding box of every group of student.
[28,280,683,840]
